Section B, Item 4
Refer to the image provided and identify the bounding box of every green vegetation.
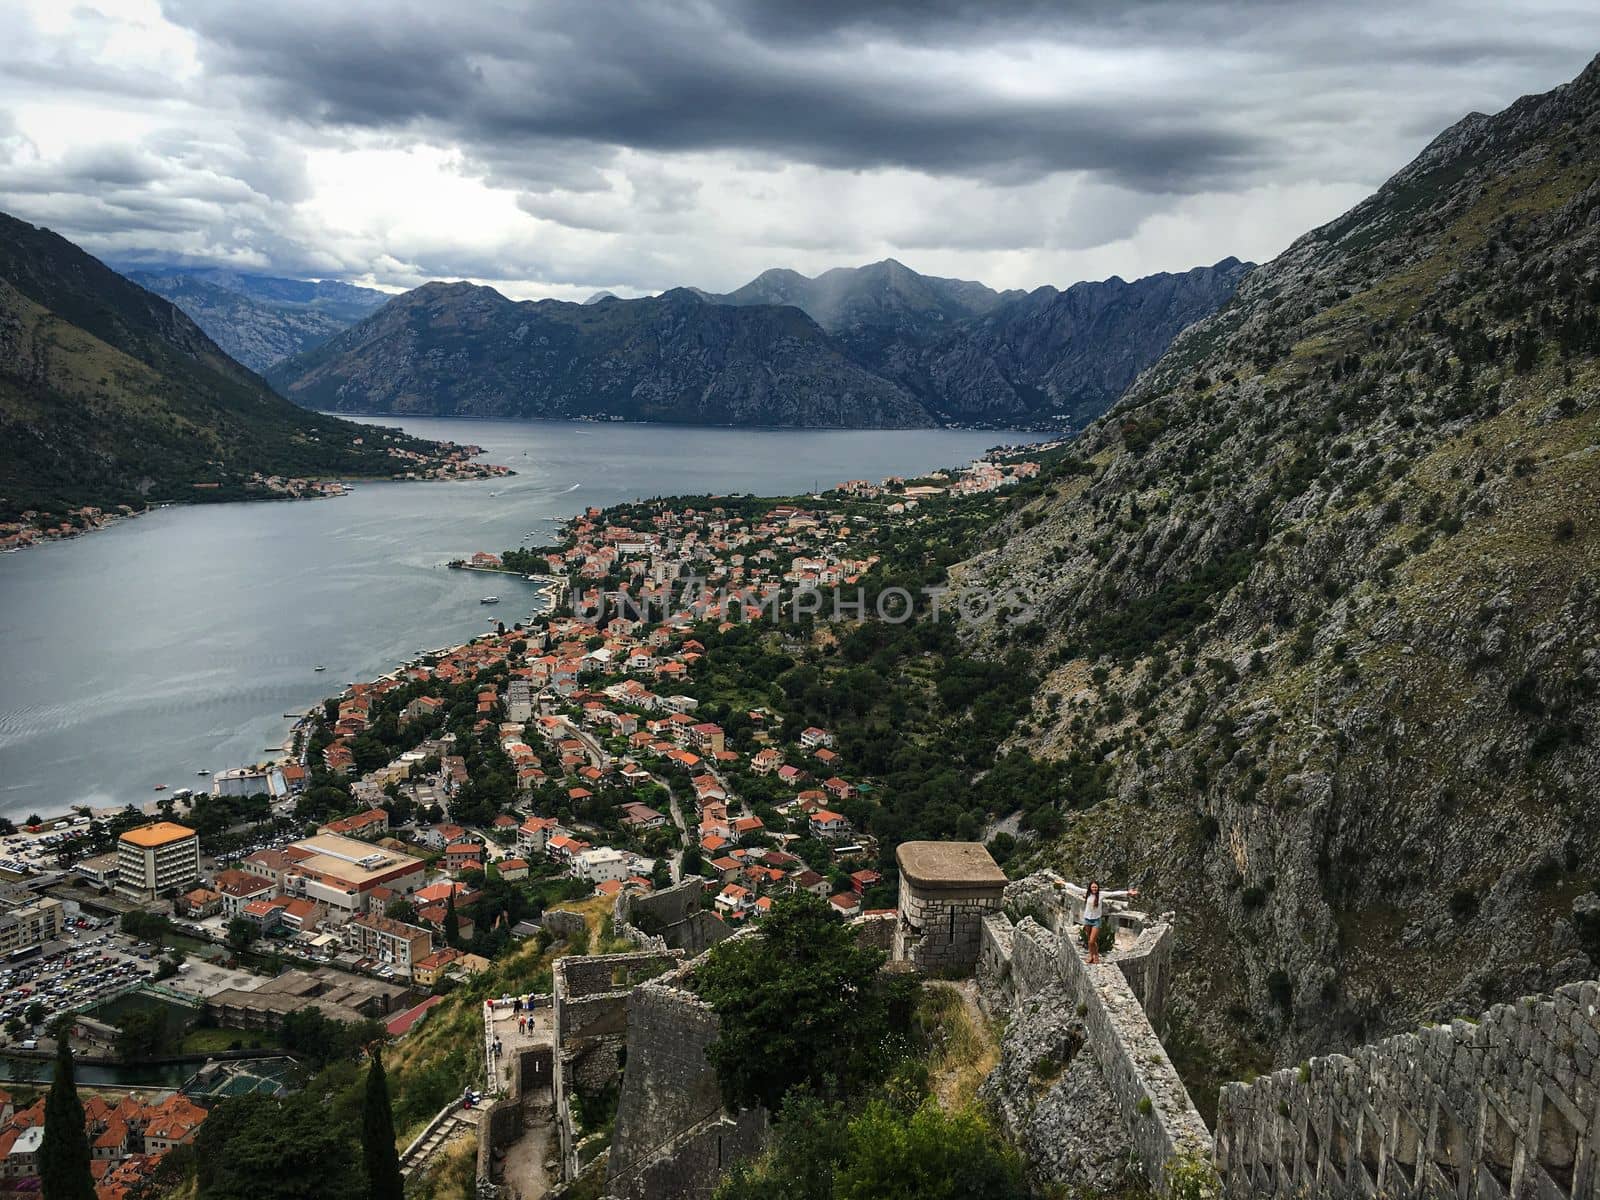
[194,1090,366,1200]
[39,1039,95,1200]
[363,1049,406,1200]
[694,894,918,1112]
[714,1096,1026,1200]
[0,211,457,522]
[120,909,172,945]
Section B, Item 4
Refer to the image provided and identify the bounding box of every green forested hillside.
[0,212,452,522]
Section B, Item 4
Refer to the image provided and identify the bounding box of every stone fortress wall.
[551,949,683,1180]
[603,948,767,1200]
[975,868,1213,1191]
[1214,980,1600,1200]
[538,841,1599,1200]
[613,875,734,957]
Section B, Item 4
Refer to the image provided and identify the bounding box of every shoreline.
[338,408,1069,436]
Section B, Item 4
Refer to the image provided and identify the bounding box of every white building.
[116,822,201,901]
[575,847,630,884]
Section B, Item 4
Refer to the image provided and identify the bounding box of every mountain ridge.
[269,257,1250,429]
[956,51,1600,1100]
[267,280,939,428]
[123,266,391,372]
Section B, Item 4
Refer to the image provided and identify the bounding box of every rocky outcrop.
[981,983,1134,1196]
[957,53,1600,1091]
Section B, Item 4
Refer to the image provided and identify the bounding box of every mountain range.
[122,266,391,373]
[265,257,1250,429]
[0,214,452,522]
[961,52,1600,1098]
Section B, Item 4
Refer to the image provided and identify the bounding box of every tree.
[226,917,258,953]
[443,890,460,948]
[383,898,419,924]
[693,893,918,1112]
[713,1098,1026,1200]
[39,1038,95,1200]
[833,1101,1026,1200]
[362,1048,405,1200]
[121,909,171,946]
[24,1001,46,1026]
[194,1093,365,1200]
[116,1010,171,1060]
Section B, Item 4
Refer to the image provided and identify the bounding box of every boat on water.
[314,665,327,671]
[153,784,166,792]
[480,596,500,604]
[196,769,209,776]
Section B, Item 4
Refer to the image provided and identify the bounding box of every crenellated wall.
[1215,980,1600,1200]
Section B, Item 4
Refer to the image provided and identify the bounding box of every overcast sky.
[1,1,1595,301]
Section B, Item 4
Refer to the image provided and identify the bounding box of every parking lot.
[0,923,154,1041]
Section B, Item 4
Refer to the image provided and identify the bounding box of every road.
[650,772,688,883]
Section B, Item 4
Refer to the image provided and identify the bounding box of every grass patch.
[179,1027,275,1054]
[917,984,1000,1112]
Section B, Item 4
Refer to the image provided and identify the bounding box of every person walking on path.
[1081,880,1137,964]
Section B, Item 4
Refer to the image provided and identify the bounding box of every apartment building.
[116,822,200,901]
[340,913,434,976]
[0,888,65,955]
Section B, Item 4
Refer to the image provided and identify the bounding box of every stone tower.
[894,840,1007,973]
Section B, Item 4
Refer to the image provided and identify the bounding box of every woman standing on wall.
[1082,880,1137,964]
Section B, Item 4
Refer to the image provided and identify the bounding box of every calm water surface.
[0,418,1045,820]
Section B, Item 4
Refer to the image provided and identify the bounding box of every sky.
[0,2,1595,302]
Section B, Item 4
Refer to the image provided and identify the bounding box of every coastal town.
[0,448,1044,1196]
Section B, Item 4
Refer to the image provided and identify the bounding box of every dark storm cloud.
[4,0,1596,295]
[162,0,1269,193]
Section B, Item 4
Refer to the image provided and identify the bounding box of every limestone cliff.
[958,54,1600,1097]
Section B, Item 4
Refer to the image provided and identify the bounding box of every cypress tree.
[444,890,459,948]
[362,1047,406,1200]
[39,1035,95,1200]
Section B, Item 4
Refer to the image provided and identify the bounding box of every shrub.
[1077,921,1118,954]
[1164,1151,1222,1200]
[1266,969,1293,1011]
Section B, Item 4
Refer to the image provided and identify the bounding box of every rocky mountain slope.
[269,282,938,428]
[0,213,450,520]
[270,258,1248,431]
[124,266,390,372]
[958,54,1600,1103]
[718,257,1252,426]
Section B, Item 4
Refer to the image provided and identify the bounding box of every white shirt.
[1082,889,1129,922]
